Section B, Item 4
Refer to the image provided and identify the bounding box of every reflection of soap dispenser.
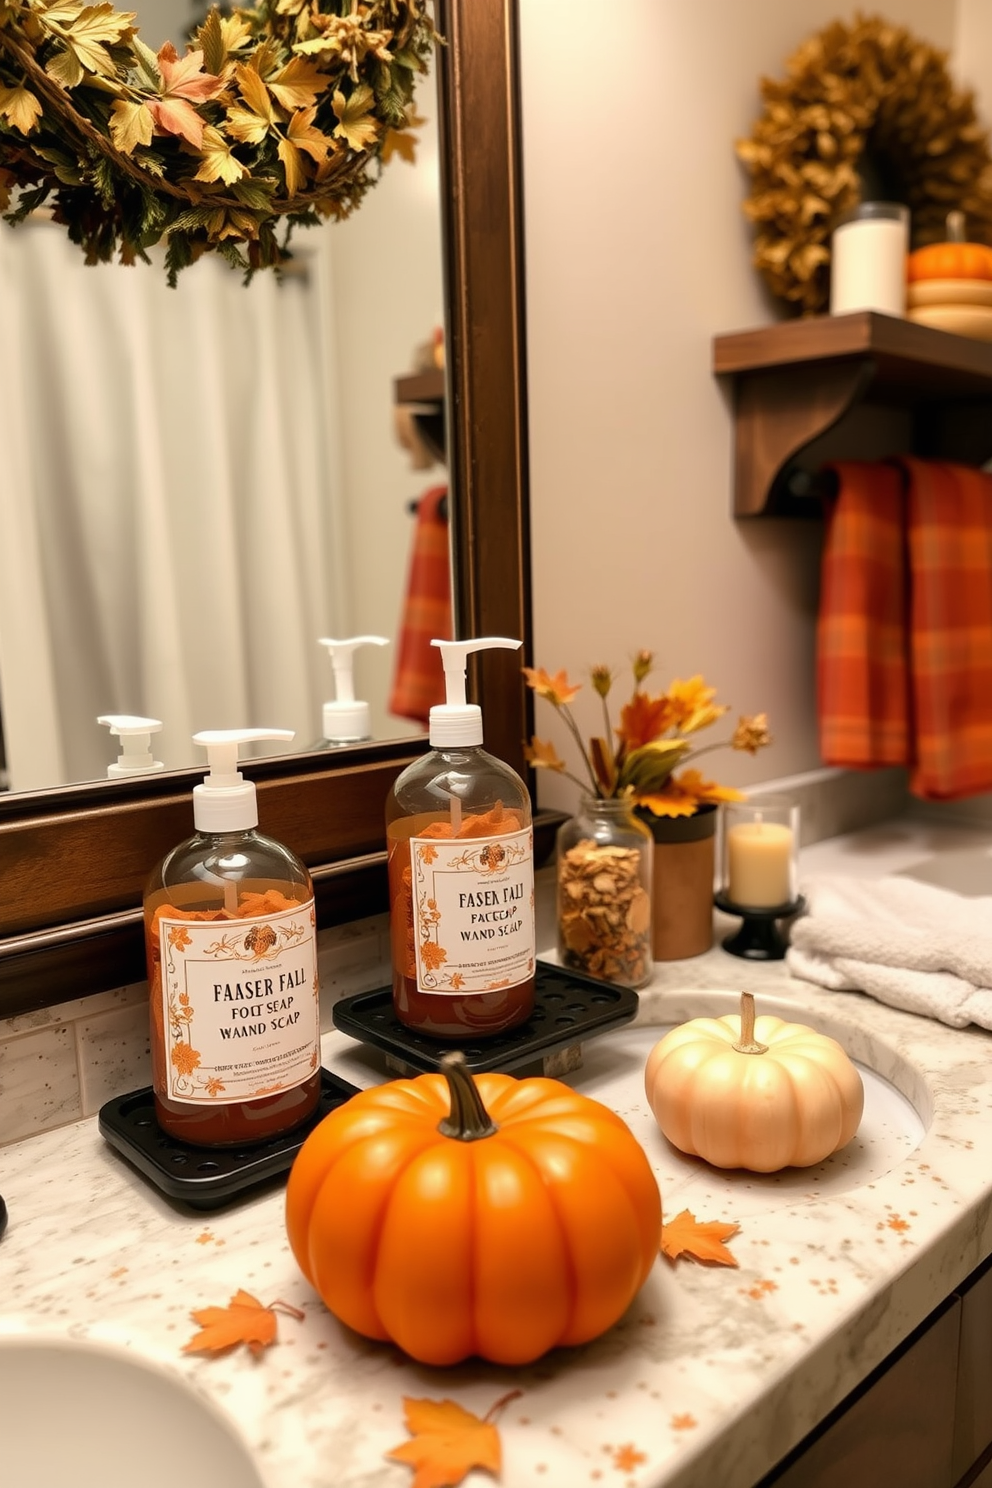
[97,715,164,777]
[385,637,535,1038]
[314,635,389,747]
[143,728,321,1147]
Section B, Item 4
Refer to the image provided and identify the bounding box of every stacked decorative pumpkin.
[907,213,992,341]
[286,1052,661,1366]
[644,992,864,1172]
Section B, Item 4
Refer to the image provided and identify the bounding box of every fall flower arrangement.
[737,15,992,314]
[0,0,436,279]
[523,651,771,821]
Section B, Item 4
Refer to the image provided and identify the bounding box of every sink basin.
[0,1334,267,1488]
[899,845,992,897]
[563,990,929,1219]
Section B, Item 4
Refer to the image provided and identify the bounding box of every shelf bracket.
[732,359,878,516]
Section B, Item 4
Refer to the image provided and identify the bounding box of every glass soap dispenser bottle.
[144,728,321,1147]
[313,635,388,748]
[385,636,536,1039]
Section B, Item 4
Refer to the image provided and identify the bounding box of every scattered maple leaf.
[387,1391,521,1488]
[661,1209,740,1267]
[182,1289,304,1358]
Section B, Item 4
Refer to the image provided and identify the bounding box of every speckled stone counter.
[3,821,992,1488]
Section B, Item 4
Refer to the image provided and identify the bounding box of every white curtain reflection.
[0,218,345,791]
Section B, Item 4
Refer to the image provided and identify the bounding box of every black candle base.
[713,892,806,961]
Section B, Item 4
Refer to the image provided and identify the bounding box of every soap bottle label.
[157,901,319,1104]
[410,826,535,994]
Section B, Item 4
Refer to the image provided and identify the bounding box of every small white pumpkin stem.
[733,991,768,1055]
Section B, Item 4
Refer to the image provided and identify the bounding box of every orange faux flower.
[665,676,729,734]
[524,650,770,815]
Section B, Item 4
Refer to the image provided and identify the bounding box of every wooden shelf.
[394,368,446,465]
[713,311,992,515]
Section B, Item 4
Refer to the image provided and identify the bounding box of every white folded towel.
[786,874,992,1031]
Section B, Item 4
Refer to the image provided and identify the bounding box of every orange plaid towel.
[818,459,992,800]
[817,460,909,770]
[902,458,992,800]
[388,484,452,725]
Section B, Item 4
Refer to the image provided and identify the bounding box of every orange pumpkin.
[285,1052,661,1366]
[907,240,992,282]
[644,992,863,1172]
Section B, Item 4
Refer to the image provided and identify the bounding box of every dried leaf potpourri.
[558,838,651,986]
[737,14,992,314]
[0,0,437,279]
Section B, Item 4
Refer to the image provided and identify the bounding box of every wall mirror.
[0,0,440,792]
[0,0,535,1020]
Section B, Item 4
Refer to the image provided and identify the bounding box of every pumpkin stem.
[438,1052,499,1141]
[732,991,768,1055]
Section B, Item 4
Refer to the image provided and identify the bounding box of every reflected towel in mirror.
[389,484,451,724]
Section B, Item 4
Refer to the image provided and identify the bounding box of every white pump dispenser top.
[191,728,294,833]
[97,714,165,777]
[429,637,522,747]
[317,635,389,742]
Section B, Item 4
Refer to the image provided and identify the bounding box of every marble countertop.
[4,818,992,1488]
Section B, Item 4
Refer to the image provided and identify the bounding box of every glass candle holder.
[714,798,802,961]
[829,200,910,317]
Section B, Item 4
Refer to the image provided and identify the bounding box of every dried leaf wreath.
[0,0,437,279]
[737,13,992,315]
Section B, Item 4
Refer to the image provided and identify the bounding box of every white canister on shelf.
[829,201,910,317]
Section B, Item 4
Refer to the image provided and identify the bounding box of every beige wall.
[519,0,960,815]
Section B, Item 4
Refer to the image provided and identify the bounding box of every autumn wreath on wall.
[736,13,992,315]
[0,0,436,279]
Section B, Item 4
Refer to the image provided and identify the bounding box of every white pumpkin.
[644,992,864,1172]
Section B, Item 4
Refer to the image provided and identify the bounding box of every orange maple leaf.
[182,1289,303,1358]
[387,1393,520,1488]
[521,665,581,706]
[660,1209,740,1267]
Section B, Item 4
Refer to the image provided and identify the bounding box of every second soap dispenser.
[385,637,536,1039]
[314,635,388,747]
[143,729,321,1147]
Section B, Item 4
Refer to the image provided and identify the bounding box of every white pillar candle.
[726,820,793,908]
[830,202,909,317]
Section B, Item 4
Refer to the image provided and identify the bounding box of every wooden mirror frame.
[0,0,538,1020]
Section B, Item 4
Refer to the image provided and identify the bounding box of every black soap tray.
[100,963,637,1211]
[331,959,639,1075]
[98,1068,361,1211]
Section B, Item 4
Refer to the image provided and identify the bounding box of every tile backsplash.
[0,766,907,1149]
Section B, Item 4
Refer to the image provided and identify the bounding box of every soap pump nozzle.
[317,635,388,743]
[429,636,523,747]
[192,727,294,833]
[97,714,165,778]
